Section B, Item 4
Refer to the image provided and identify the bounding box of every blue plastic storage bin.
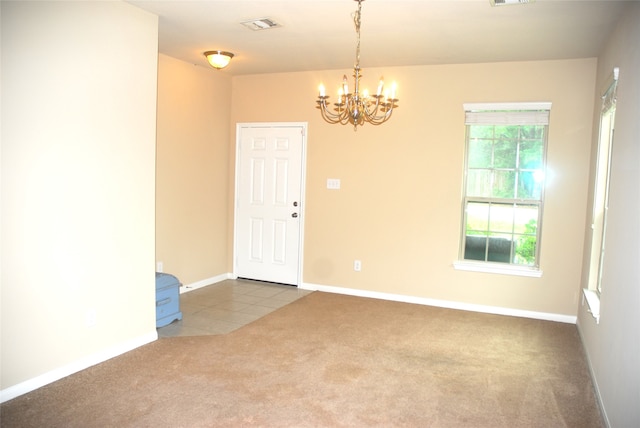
[155,272,183,327]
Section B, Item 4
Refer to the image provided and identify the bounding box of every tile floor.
[157,278,312,338]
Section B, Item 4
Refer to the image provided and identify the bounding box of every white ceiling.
[127,0,632,76]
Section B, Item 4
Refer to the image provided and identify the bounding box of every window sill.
[582,288,601,324]
[453,261,543,278]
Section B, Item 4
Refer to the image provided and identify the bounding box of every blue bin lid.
[156,272,180,290]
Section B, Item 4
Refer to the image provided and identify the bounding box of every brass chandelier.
[316,0,399,131]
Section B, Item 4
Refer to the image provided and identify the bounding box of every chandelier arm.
[363,97,381,117]
[366,110,394,125]
[317,99,339,123]
[317,99,354,125]
[362,99,395,124]
[335,102,352,125]
[363,97,388,120]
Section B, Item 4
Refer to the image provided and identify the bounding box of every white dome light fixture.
[204,50,234,70]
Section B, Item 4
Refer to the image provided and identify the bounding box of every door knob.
[291,213,298,218]
[293,201,298,207]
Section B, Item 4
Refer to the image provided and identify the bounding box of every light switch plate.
[327,178,341,189]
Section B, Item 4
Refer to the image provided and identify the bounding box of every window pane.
[519,138,544,166]
[518,170,543,199]
[468,138,492,168]
[466,202,489,233]
[489,203,514,233]
[469,125,494,139]
[494,139,517,168]
[492,170,516,198]
[514,204,538,234]
[514,205,538,265]
[464,235,487,261]
[515,233,537,266]
[520,125,544,140]
[487,233,512,263]
[467,169,491,197]
[495,125,517,139]
[518,139,544,200]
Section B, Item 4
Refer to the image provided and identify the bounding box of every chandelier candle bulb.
[377,78,384,96]
[319,84,325,97]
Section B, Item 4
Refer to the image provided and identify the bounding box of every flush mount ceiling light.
[203,50,234,70]
[316,0,399,131]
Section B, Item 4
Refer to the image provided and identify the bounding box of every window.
[584,67,618,323]
[456,103,551,275]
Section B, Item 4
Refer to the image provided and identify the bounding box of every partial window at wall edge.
[583,66,619,324]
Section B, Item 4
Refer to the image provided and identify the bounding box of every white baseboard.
[0,330,158,404]
[300,282,577,324]
[180,273,232,294]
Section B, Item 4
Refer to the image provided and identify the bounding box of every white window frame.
[583,67,619,324]
[454,102,551,278]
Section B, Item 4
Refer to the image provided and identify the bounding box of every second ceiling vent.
[240,18,281,31]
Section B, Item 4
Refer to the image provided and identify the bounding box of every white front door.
[235,123,306,285]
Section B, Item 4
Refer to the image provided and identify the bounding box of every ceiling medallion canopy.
[316,0,399,131]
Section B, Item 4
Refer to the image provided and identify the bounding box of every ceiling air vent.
[240,18,281,31]
[490,0,535,6]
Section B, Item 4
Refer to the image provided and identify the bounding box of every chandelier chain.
[354,0,362,69]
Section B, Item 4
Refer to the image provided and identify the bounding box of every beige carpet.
[1,292,603,427]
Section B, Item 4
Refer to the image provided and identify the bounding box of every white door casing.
[234,123,306,285]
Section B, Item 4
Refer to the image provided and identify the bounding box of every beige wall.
[230,58,597,317]
[577,3,640,427]
[156,55,231,286]
[3,1,634,415]
[1,1,158,393]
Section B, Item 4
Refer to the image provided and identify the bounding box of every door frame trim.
[233,122,308,286]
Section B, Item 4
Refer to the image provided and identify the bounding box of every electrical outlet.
[157,261,163,273]
[354,260,362,271]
